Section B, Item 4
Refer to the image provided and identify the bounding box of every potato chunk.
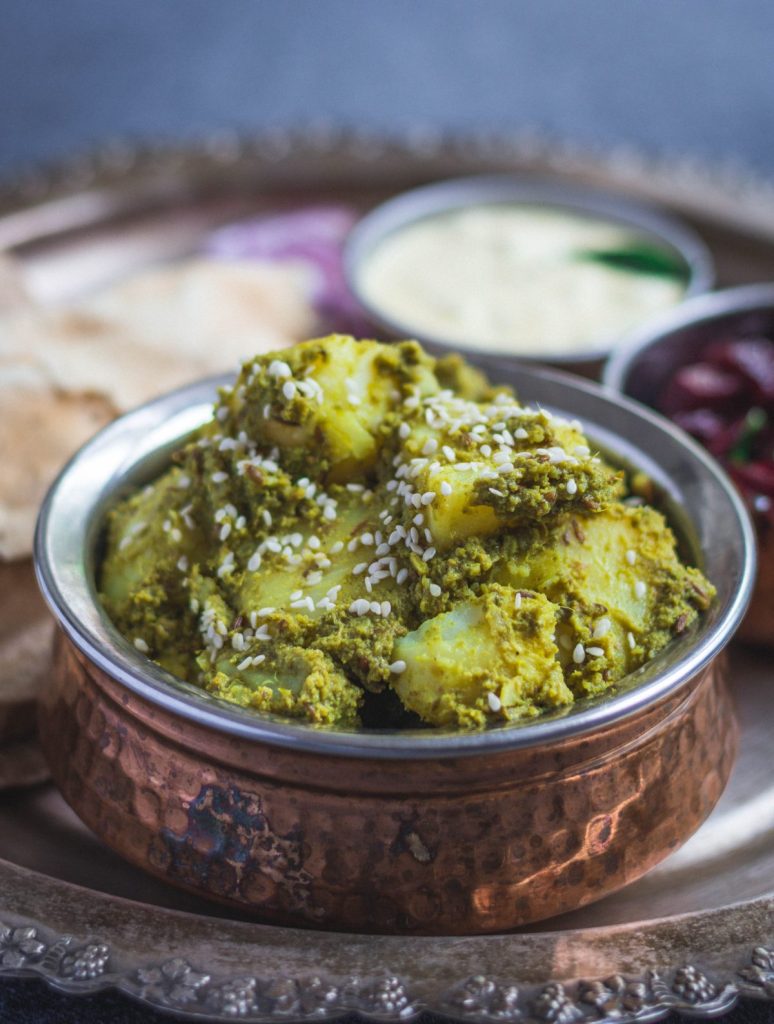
[392,585,571,728]
[220,336,439,482]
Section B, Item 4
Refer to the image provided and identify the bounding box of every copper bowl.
[604,284,774,647]
[34,364,754,935]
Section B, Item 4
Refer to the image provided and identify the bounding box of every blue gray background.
[1,0,772,179]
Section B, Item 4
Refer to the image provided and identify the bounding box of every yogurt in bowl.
[345,176,713,371]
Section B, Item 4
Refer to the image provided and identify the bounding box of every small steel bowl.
[34,363,753,935]
[344,175,714,375]
[604,283,774,647]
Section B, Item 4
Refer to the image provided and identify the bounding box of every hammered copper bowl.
[34,364,754,936]
[604,284,774,647]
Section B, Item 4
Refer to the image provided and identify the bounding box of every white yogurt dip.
[357,204,688,356]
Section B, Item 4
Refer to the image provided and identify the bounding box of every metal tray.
[0,133,772,1022]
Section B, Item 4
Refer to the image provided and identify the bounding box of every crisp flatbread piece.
[0,257,317,559]
[0,363,116,560]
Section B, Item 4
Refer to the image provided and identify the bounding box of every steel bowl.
[344,175,714,375]
[33,362,754,935]
[604,283,774,647]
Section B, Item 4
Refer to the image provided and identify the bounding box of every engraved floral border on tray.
[0,131,772,1021]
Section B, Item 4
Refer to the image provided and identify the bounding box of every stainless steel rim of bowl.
[604,282,774,393]
[34,363,755,760]
[343,174,715,365]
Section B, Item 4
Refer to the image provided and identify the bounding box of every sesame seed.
[211,471,228,484]
[375,543,391,556]
[634,580,647,599]
[488,487,504,497]
[231,633,246,651]
[323,505,337,521]
[422,438,438,455]
[369,601,382,615]
[330,541,344,554]
[282,380,297,401]
[429,582,441,597]
[586,646,605,657]
[440,481,453,496]
[422,547,436,562]
[573,643,586,665]
[396,568,409,585]
[514,592,522,609]
[627,631,636,650]
[626,549,637,565]
[237,656,253,671]
[480,444,492,457]
[389,660,407,674]
[398,422,411,440]
[177,556,188,572]
[380,601,391,617]
[566,478,578,495]
[262,509,272,527]
[257,607,275,617]
[592,617,611,639]
[487,692,502,712]
[290,589,303,600]
[353,562,367,575]
[219,523,232,541]
[442,445,456,461]
[133,638,149,654]
[247,553,261,572]
[268,359,292,379]
[515,427,528,440]
[421,491,436,505]
[496,462,514,475]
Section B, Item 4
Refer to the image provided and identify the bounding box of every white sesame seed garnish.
[488,487,505,497]
[566,478,578,495]
[634,580,647,599]
[586,646,605,657]
[380,601,391,617]
[573,643,586,665]
[398,422,411,440]
[219,523,232,541]
[439,481,453,497]
[514,592,522,609]
[626,549,637,565]
[396,568,409,585]
[422,438,438,455]
[257,607,275,617]
[422,547,436,562]
[177,556,189,572]
[247,553,261,572]
[353,562,368,575]
[575,444,590,456]
[268,359,292,379]
[133,638,149,654]
[211,471,228,484]
[428,582,441,597]
[487,692,502,712]
[330,540,344,554]
[237,656,253,671]
[323,504,336,521]
[231,633,246,651]
[592,617,611,639]
[627,631,636,650]
[389,660,407,674]
[282,380,297,401]
[421,491,435,505]
[515,427,528,440]
[496,462,514,475]
[369,601,382,615]
[261,509,272,527]
[290,589,303,600]
[442,445,456,461]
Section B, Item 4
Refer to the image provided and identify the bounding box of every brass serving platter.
[0,132,772,1020]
